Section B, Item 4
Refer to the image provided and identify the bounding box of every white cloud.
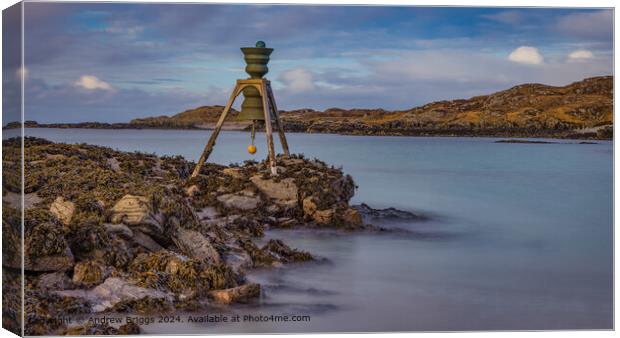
[74,75,113,90]
[508,46,544,65]
[279,68,316,93]
[568,49,594,60]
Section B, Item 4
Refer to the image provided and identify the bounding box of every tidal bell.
[237,41,273,122]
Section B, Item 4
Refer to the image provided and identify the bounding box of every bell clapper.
[247,120,257,154]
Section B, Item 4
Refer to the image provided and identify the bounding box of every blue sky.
[3,3,614,123]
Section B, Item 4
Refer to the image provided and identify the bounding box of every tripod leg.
[267,84,290,157]
[190,84,242,179]
[260,83,278,176]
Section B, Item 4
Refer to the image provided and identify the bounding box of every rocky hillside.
[281,76,613,139]
[2,137,378,335]
[130,76,614,139]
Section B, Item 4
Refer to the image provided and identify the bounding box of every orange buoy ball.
[247,144,257,154]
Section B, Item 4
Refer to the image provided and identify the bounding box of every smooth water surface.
[10,128,613,332]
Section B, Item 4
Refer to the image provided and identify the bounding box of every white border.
[0,1,615,338]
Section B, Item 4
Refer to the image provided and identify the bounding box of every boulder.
[110,194,158,226]
[172,228,221,265]
[49,196,75,225]
[250,176,298,208]
[54,277,173,313]
[207,283,260,304]
[72,260,107,287]
[25,246,75,272]
[37,272,75,290]
[217,193,260,211]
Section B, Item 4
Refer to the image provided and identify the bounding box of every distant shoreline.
[4,123,612,141]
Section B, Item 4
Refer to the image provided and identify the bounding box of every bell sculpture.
[190,41,290,178]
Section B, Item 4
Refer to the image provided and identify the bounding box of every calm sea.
[8,128,613,332]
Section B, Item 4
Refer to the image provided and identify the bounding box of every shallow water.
[10,128,613,332]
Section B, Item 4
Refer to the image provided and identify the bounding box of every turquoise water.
[11,128,613,331]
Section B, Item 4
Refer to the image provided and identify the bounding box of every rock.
[263,239,313,263]
[217,193,260,211]
[353,203,425,220]
[172,228,221,264]
[132,230,164,252]
[38,272,75,290]
[222,167,244,179]
[4,191,42,209]
[110,194,159,226]
[186,185,199,197]
[342,208,363,226]
[313,208,335,225]
[302,197,317,216]
[107,157,122,172]
[54,277,173,313]
[207,283,260,304]
[49,196,75,225]
[196,207,219,220]
[25,246,75,272]
[72,260,107,287]
[103,223,134,238]
[250,176,298,208]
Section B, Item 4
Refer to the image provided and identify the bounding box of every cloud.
[568,49,594,60]
[74,75,113,90]
[278,68,316,93]
[508,46,544,65]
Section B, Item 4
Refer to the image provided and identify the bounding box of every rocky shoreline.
[2,137,391,335]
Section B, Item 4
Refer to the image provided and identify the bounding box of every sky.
[2,3,614,123]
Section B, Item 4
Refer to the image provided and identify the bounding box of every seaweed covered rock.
[207,283,260,304]
[250,176,298,209]
[172,228,221,264]
[128,251,236,296]
[24,209,74,271]
[50,196,76,225]
[110,194,162,230]
[72,260,107,288]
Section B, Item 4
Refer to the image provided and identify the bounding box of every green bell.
[238,41,273,121]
